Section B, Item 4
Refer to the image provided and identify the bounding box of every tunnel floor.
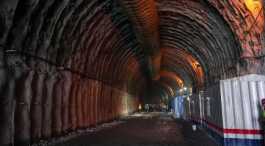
[51,112,217,146]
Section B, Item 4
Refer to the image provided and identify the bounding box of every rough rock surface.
[0,0,264,145]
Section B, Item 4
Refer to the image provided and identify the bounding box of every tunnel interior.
[0,0,265,145]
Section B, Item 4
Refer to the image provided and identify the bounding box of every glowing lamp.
[245,0,262,17]
[138,104,142,110]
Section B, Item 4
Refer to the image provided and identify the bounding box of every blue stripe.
[223,139,263,146]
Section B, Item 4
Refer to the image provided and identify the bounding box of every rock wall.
[0,57,139,146]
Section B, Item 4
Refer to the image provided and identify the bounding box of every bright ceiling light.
[245,0,262,17]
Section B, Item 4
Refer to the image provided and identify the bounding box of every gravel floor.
[52,112,218,146]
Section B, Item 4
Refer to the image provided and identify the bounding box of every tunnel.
[0,0,265,146]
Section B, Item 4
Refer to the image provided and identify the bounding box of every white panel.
[224,80,235,129]
[232,79,244,131]
[257,81,265,127]
[190,74,265,142]
[221,74,265,131]
[257,81,265,99]
[249,81,260,129]
[240,81,252,130]
[186,75,265,144]
[220,81,227,129]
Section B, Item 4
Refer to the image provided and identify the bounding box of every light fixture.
[245,0,262,17]
[138,104,142,110]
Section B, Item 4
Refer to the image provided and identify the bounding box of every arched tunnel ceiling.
[159,0,243,82]
[0,0,264,99]
[1,1,265,145]
[0,0,149,92]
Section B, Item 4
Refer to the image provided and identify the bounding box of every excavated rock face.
[208,0,265,74]
[0,0,264,145]
[0,0,144,145]
[155,0,264,98]
[158,0,242,89]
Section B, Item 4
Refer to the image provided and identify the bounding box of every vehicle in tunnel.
[143,103,168,112]
[0,0,265,146]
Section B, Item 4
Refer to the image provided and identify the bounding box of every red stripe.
[191,117,264,135]
[223,129,263,134]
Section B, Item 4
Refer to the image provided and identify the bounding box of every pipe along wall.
[0,56,139,146]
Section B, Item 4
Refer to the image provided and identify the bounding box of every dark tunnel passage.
[0,0,265,146]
